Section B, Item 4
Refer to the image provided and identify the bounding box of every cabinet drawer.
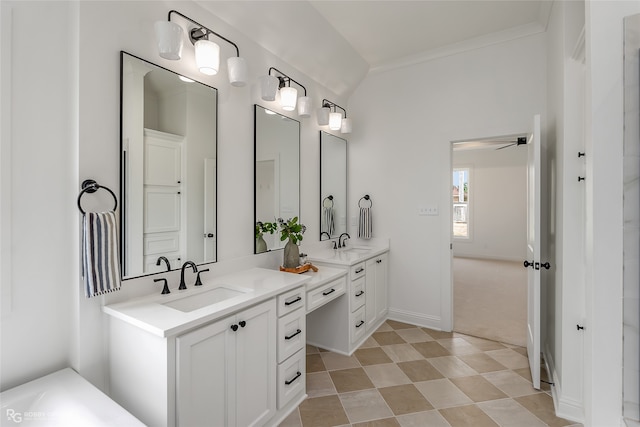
[351,263,366,280]
[351,306,367,344]
[277,310,305,363]
[350,277,366,312]
[277,286,305,317]
[306,276,346,313]
[277,348,305,410]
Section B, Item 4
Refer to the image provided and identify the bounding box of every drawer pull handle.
[285,329,302,340]
[322,288,336,296]
[356,320,365,328]
[239,320,246,328]
[285,371,302,385]
[285,296,302,306]
[355,291,364,297]
[355,268,364,274]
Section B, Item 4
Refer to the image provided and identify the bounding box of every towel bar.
[358,194,372,208]
[77,179,118,214]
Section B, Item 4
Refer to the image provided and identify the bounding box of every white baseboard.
[543,344,584,424]
[387,308,442,330]
[453,254,524,263]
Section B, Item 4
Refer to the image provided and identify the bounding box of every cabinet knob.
[230,324,238,332]
[239,320,246,328]
[376,259,382,264]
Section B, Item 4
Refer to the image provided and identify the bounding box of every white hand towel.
[82,211,121,298]
[358,207,372,239]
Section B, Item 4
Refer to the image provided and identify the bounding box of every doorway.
[451,136,528,346]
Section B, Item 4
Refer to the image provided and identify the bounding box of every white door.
[203,158,216,260]
[526,114,541,389]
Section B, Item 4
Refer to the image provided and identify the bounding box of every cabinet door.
[176,317,234,427]
[375,254,388,320]
[235,299,276,427]
[365,258,377,330]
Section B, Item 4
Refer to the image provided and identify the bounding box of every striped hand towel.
[358,206,372,239]
[322,206,335,236]
[82,211,121,298]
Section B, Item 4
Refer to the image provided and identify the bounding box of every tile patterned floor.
[279,320,582,427]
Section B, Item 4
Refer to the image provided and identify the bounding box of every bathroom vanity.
[103,266,347,427]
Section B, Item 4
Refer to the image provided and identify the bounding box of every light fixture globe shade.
[260,75,279,101]
[329,112,342,130]
[297,96,312,117]
[195,39,220,75]
[316,106,330,126]
[154,21,184,60]
[227,56,248,87]
[341,117,352,134]
[279,86,297,111]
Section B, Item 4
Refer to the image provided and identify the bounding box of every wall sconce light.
[260,67,311,117]
[318,99,352,134]
[154,10,248,86]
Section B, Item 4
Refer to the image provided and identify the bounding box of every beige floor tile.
[457,353,508,373]
[352,418,402,427]
[482,370,539,397]
[278,408,302,427]
[422,328,454,340]
[306,372,337,398]
[376,323,394,332]
[307,354,327,373]
[515,393,576,427]
[396,359,444,382]
[438,404,499,427]
[414,378,473,409]
[373,331,407,345]
[396,410,451,427]
[386,320,416,330]
[438,337,482,355]
[449,375,508,402]
[394,328,434,343]
[461,335,507,351]
[411,341,451,358]
[320,351,361,371]
[382,344,424,362]
[355,347,394,366]
[513,346,528,357]
[486,348,530,369]
[359,336,381,348]
[428,356,478,378]
[478,398,548,426]
[306,344,319,354]
[378,384,434,415]
[298,395,350,427]
[514,367,533,382]
[363,363,412,388]
[329,367,375,393]
[339,388,393,423]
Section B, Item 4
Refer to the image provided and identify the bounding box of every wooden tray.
[279,263,318,274]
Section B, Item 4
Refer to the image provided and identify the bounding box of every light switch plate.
[418,206,439,216]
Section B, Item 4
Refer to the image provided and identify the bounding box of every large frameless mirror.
[254,105,300,253]
[120,52,218,279]
[320,131,347,240]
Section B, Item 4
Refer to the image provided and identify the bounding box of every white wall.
[348,33,546,331]
[0,0,346,392]
[452,147,527,261]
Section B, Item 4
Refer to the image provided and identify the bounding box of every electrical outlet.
[418,206,439,216]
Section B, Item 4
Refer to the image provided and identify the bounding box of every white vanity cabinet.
[365,253,388,332]
[176,299,276,427]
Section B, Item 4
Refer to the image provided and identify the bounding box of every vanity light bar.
[260,67,312,117]
[318,99,352,134]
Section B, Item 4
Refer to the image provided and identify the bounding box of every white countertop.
[301,265,347,291]
[103,268,311,338]
[306,241,389,266]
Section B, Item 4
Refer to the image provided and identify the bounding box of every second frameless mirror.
[254,105,300,253]
[320,131,347,240]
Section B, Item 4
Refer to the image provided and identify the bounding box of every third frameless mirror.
[320,131,347,240]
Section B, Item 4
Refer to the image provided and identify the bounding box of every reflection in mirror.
[320,131,347,240]
[254,105,300,253]
[120,52,217,279]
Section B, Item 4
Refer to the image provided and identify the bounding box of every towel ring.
[77,179,118,214]
[323,195,334,208]
[358,195,372,208]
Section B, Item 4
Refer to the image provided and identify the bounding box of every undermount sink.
[343,247,372,254]
[163,286,247,312]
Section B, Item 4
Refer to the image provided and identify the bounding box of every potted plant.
[278,217,306,268]
[255,221,277,254]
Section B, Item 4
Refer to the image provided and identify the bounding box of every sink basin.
[163,287,247,312]
[343,247,372,254]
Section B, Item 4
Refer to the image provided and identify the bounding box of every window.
[452,168,470,239]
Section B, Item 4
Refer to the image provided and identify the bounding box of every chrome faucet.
[156,256,171,271]
[338,233,350,248]
[179,261,198,290]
